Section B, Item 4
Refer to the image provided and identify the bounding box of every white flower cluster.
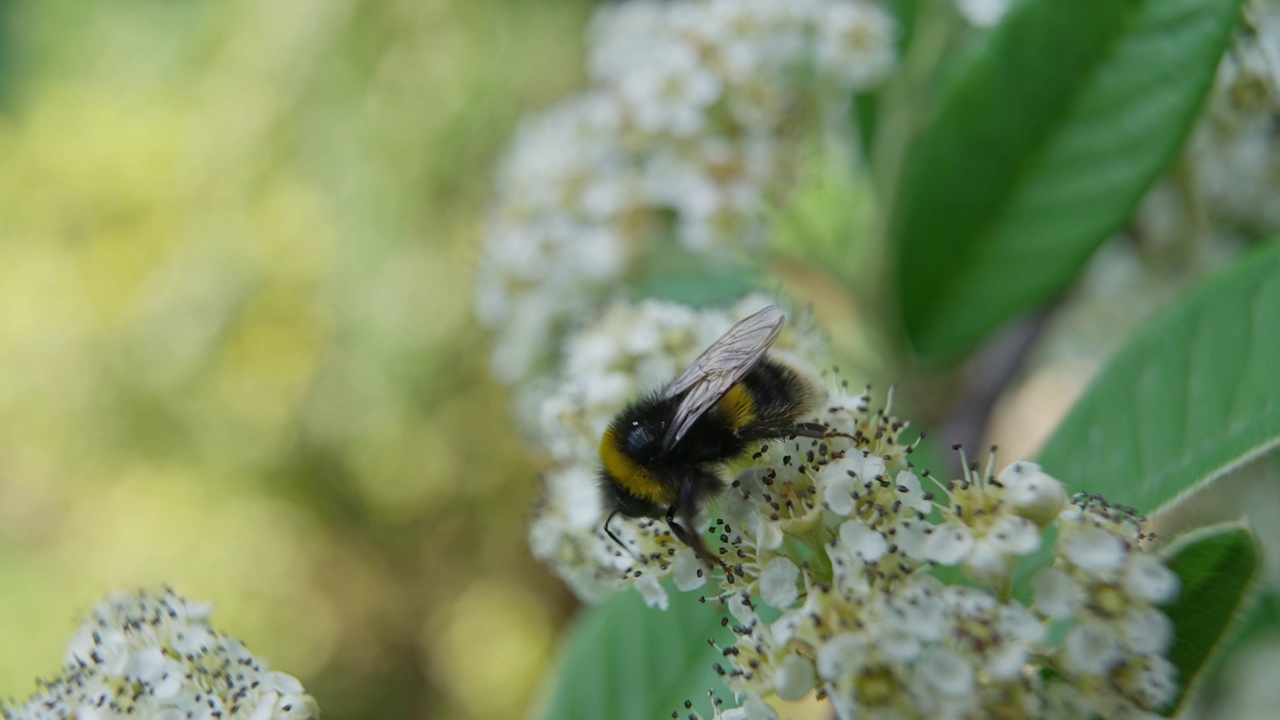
[1120,0,1280,255]
[475,0,898,382]
[527,296,828,606]
[1,589,317,720]
[1034,495,1182,715]
[1179,0,1280,238]
[529,325,1183,720]
[681,445,1183,720]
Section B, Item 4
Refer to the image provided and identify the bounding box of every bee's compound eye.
[623,423,656,454]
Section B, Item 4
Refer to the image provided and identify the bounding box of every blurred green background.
[0,1,594,718]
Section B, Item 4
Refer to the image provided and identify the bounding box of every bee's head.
[597,403,676,519]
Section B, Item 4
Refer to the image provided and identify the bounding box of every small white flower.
[1041,681,1092,720]
[945,585,997,615]
[816,1,898,89]
[923,525,976,565]
[984,643,1028,682]
[823,472,857,515]
[963,515,1040,581]
[1123,551,1180,604]
[962,536,1010,583]
[839,519,889,562]
[617,39,722,136]
[890,517,931,558]
[998,602,1045,643]
[1061,525,1127,573]
[817,632,862,681]
[999,461,1067,527]
[673,550,707,592]
[823,452,888,489]
[170,625,214,658]
[956,0,1012,27]
[1134,654,1179,709]
[894,470,935,515]
[1062,622,1122,675]
[122,646,166,682]
[1033,567,1078,618]
[879,629,923,662]
[1121,607,1174,655]
[153,671,183,701]
[989,514,1042,554]
[719,694,779,720]
[728,592,758,625]
[634,576,669,610]
[887,577,948,642]
[760,556,801,609]
[774,653,817,701]
[921,647,975,696]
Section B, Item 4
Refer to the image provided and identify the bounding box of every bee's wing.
[659,305,784,455]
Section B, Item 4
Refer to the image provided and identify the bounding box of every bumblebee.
[598,305,826,565]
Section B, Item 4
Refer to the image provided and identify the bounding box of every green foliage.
[1160,523,1261,713]
[1037,241,1280,518]
[888,0,1244,363]
[532,586,732,720]
[1010,241,1280,599]
[769,149,879,292]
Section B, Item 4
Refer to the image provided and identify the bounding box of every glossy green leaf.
[1160,523,1260,713]
[1038,241,1280,516]
[890,0,1244,362]
[1011,241,1280,598]
[531,586,732,720]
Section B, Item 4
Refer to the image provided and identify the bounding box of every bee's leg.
[666,502,731,575]
[664,503,695,549]
[736,420,829,442]
[792,421,829,439]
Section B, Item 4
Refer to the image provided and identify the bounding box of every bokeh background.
[0,1,596,718]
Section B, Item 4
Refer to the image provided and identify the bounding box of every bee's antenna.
[604,511,642,562]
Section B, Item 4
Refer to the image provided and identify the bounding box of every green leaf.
[1038,241,1280,517]
[530,586,732,720]
[1160,523,1260,713]
[889,0,1244,362]
[1011,241,1280,598]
